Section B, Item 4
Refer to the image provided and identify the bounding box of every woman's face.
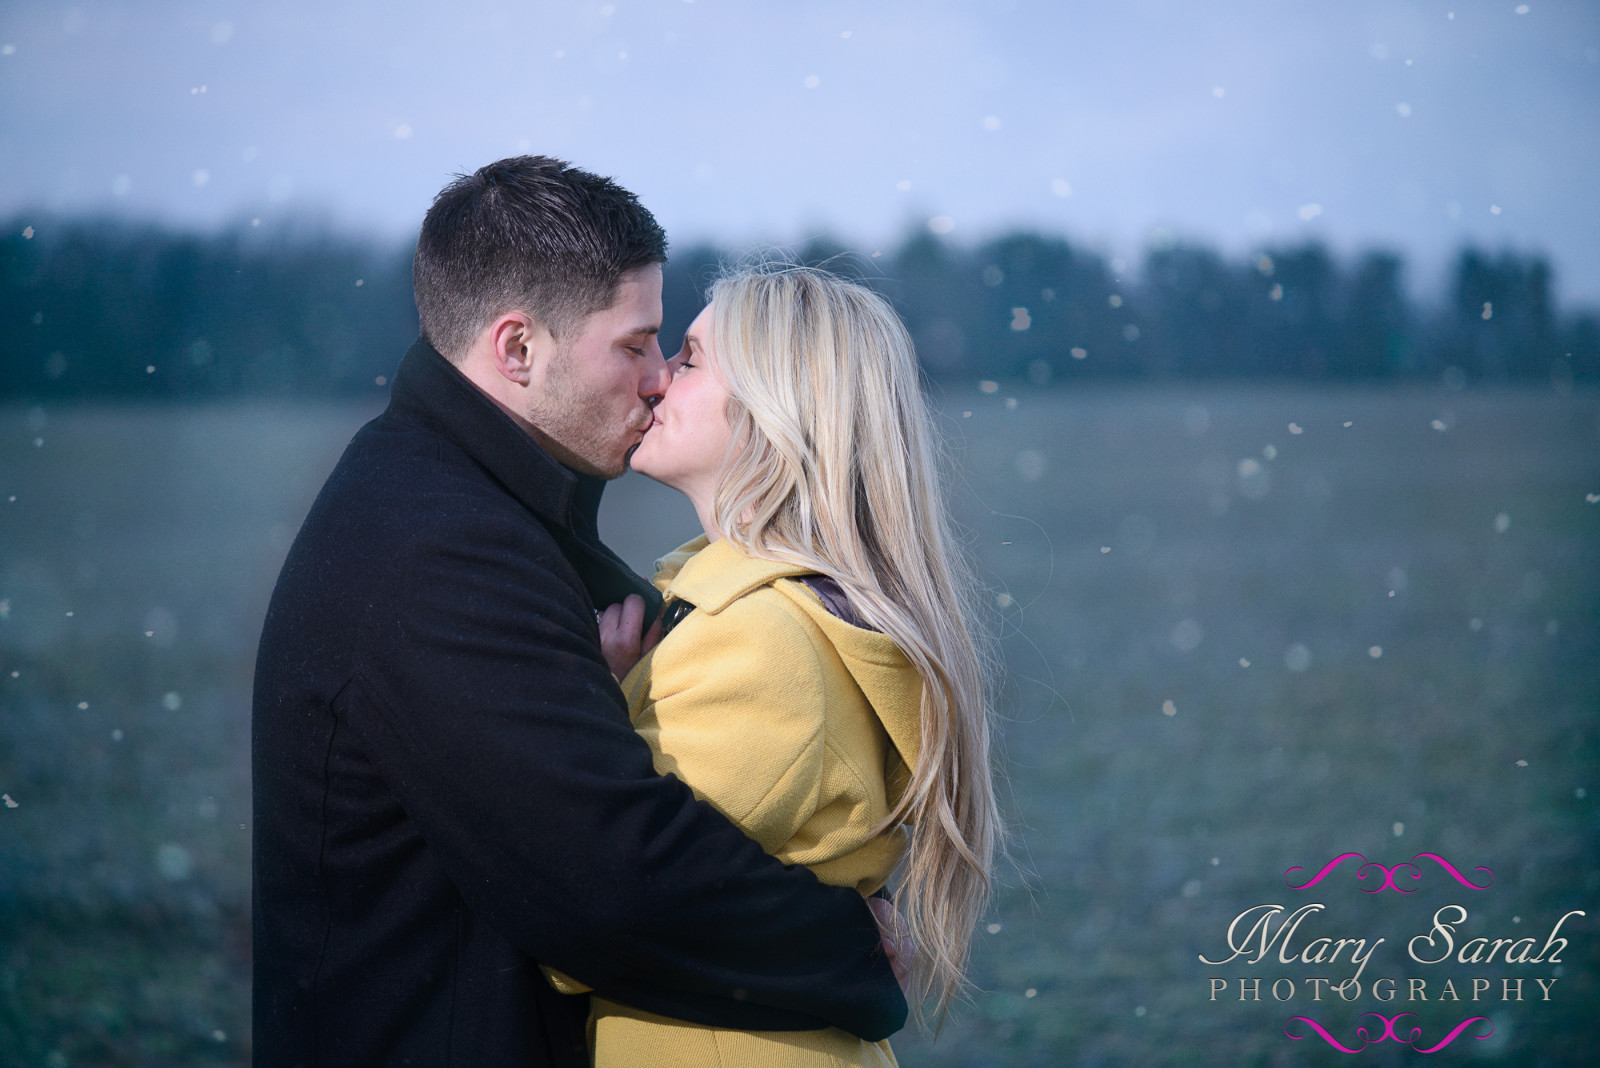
[628,303,734,500]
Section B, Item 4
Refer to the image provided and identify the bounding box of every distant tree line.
[2,215,1595,400]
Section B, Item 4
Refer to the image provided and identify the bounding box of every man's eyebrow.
[620,323,660,338]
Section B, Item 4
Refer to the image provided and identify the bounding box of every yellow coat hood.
[652,535,923,778]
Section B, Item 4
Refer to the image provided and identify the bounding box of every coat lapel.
[388,339,662,617]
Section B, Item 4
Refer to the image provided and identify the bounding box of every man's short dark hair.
[413,156,668,359]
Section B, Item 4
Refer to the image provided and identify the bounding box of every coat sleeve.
[344,509,906,1039]
[633,596,830,855]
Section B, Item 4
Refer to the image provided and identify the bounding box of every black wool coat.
[252,340,906,1067]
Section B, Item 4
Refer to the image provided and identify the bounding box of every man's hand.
[598,594,663,679]
[867,896,913,996]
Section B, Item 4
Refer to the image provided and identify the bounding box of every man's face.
[525,264,669,479]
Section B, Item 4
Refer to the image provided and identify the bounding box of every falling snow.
[1014,449,1045,481]
[1170,620,1203,652]
[156,843,193,881]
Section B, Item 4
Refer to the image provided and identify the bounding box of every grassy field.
[1,384,1596,1066]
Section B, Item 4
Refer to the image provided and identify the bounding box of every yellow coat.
[576,535,923,1067]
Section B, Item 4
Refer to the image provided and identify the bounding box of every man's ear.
[488,312,552,387]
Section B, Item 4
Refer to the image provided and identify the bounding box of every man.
[252,156,906,1066]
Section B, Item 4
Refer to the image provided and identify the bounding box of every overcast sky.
[3,0,1598,304]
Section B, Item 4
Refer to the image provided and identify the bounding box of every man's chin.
[557,449,627,481]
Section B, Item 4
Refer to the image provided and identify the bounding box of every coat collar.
[388,338,660,615]
[389,338,582,529]
[658,536,817,614]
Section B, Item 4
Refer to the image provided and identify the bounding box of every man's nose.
[642,358,671,405]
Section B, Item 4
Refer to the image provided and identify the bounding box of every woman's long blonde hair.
[706,263,1001,1023]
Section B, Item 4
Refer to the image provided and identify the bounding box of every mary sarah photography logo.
[1199,853,1585,1054]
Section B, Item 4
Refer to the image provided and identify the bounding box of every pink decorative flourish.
[1284,852,1366,890]
[1285,1016,1367,1052]
[1413,1017,1494,1053]
[1284,853,1492,892]
[1409,853,1493,889]
[1362,1012,1421,1044]
[1355,860,1424,893]
[1286,1014,1492,1053]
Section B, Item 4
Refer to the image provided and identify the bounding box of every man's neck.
[452,347,591,474]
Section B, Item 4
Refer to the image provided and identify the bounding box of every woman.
[556,264,1001,1066]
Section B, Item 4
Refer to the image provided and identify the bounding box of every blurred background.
[2,1,1597,1064]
